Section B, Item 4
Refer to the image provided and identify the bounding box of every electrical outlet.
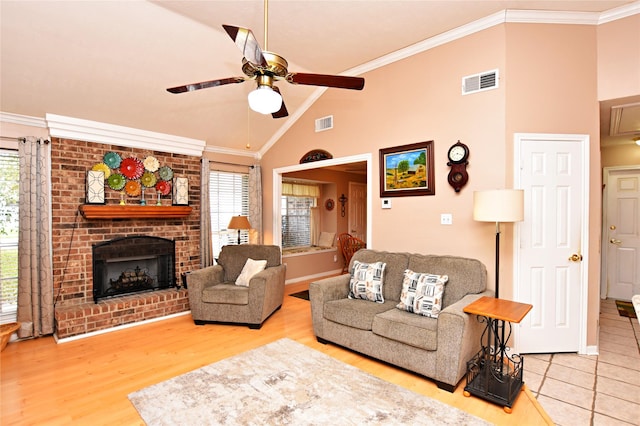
[440,213,453,225]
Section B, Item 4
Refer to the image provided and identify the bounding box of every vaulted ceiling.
[1,1,637,155]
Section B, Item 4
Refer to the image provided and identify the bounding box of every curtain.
[200,158,213,267]
[248,165,262,244]
[310,207,320,246]
[17,137,54,338]
[281,182,320,197]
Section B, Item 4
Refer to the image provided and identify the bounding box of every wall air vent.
[315,115,333,132]
[462,69,499,95]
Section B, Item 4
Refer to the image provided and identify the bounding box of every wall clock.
[325,199,335,211]
[446,140,469,192]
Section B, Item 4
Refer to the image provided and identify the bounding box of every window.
[281,182,319,249]
[209,170,249,258]
[0,149,19,325]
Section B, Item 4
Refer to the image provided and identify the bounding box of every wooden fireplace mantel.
[79,205,192,219]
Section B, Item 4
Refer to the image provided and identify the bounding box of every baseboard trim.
[54,311,191,344]
[285,269,343,285]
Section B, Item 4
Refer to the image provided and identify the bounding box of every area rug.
[616,300,637,319]
[128,338,490,426]
[289,290,309,300]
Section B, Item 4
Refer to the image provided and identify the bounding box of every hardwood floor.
[1,282,553,425]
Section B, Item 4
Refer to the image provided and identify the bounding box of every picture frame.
[86,170,106,204]
[379,141,435,197]
[172,177,189,205]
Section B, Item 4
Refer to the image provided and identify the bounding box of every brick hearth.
[51,137,200,339]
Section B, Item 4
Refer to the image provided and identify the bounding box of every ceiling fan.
[166,0,364,119]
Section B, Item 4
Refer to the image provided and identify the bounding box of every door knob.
[568,253,583,262]
[609,238,622,245]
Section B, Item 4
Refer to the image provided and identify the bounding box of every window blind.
[209,170,249,257]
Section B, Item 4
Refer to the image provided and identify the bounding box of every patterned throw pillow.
[348,260,386,303]
[396,269,449,318]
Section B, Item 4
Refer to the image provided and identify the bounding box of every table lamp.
[473,189,524,298]
[228,216,251,245]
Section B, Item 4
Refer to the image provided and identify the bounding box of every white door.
[515,134,588,354]
[348,182,367,241]
[603,167,640,301]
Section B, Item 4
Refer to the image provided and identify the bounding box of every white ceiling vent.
[315,115,333,132]
[462,69,499,95]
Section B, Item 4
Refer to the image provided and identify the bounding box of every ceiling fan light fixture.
[248,85,282,114]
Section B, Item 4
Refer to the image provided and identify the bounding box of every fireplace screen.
[92,236,175,303]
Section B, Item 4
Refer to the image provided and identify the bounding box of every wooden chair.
[337,233,366,273]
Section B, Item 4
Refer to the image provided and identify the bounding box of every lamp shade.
[473,189,524,223]
[228,215,251,230]
[247,86,282,114]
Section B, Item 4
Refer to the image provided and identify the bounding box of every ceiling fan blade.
[166,77,245,94]
[222,25,268,68]
[271,86,288,119]
[287,73,365,90]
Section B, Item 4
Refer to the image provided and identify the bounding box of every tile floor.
[523,299,640,425]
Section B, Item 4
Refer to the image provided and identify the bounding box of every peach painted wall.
[597,14,640,101]
[504,23,601,345]
[261,25,508,288]
[261,20,638,350]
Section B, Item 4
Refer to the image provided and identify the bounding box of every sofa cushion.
[396,270,448,318]
[235,258,267,287]
[324,298,396,330]
[348,260,386,303]
[372,308,438,351]
[202,283,249,305]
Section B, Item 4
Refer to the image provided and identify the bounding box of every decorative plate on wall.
[125,180,141,197]
[107,173,126,190]
[120,157,144,180]
[140,171,157,188]
[158,166,174,181]
[103,152,122,169]
[155,180,171,196]
[143,156,159,172]
[91,162,111,178]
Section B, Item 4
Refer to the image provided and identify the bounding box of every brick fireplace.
[51,137,201,339]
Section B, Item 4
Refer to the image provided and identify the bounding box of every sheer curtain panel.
[17,137,54,338]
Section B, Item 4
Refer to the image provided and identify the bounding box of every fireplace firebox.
[92,236,176,303]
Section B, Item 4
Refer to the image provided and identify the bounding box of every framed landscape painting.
[379,141,435,197]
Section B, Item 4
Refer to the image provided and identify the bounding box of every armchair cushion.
[202,284,248,305]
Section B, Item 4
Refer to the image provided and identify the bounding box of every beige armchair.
[187,245,286,329]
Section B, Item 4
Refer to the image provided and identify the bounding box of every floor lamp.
[473,189,524,299]
[228,216,251,245]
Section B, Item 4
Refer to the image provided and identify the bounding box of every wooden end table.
[463,296,533,413]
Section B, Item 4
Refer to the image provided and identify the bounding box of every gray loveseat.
[309,249,491,392]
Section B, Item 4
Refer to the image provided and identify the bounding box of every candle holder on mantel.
[119,192,126,205]
[140,187,146,206]
[156,191,162,206]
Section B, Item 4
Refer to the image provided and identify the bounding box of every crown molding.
[204,144,260,159]
[0,111,48,128]
[599,1,640,24]
[46,114,206,156]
